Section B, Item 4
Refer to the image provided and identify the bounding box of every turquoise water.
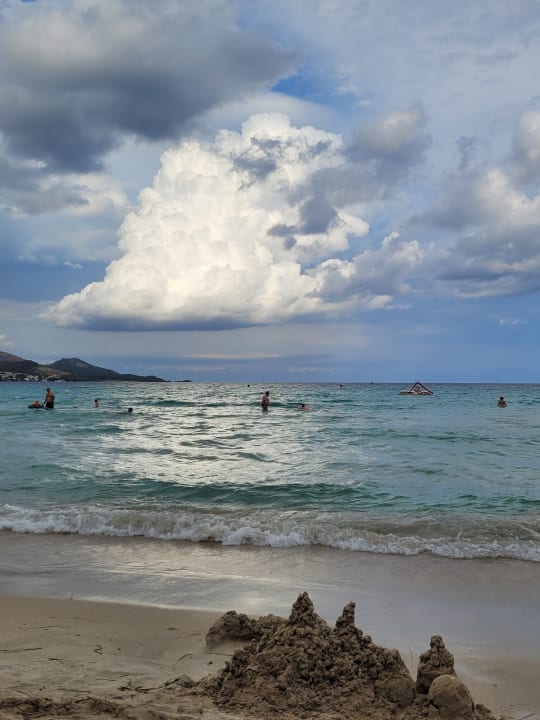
[1,381,539,561]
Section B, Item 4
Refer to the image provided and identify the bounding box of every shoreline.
[1,533,539,718]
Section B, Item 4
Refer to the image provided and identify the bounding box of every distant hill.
[0,351,165,382]
[0,351,46,377]
[0,351,26,363]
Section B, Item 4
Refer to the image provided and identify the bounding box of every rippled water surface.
[1,381,539,560]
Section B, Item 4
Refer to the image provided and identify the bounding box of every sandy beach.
[0,596,230,719]
[0,534,539,719]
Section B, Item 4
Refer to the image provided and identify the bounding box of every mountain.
[0,351,46,377]
[0,351,165,382]
[47,358,165,382]
[0,351,27,363]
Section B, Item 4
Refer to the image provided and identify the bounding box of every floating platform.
[399,381,433,395]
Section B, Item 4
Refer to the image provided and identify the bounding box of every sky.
[1,0,540,382]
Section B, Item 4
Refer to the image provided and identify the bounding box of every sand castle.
[203,592,500,720]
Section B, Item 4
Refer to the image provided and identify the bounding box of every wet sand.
[0,532,539,718]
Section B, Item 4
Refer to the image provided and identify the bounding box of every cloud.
[0,156,129,217]
[420,161,540,297]
[511,110,540,184]
[310,231,424,305]
[403,104,540,299]
[45,113,429,330]
[11,1,540,340]
[456,136,482,172]
[286,106,432,219]
[0,0,297,173]
[346,105,431,184]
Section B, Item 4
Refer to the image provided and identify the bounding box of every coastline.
[0,533,539,718]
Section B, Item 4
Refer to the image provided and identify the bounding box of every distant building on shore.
[0,372,62,382]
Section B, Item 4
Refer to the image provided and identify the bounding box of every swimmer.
[28,400,43,409]
[296,403,310,411]
[44,387,55,409]
[261,391,270,411]
[94,399,99,408]
[497,396,507,408]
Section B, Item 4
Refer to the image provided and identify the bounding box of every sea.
[1,380,539,564]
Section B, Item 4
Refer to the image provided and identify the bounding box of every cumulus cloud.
[45,113,425,330]
[410,104,540,301]
[420,161,540,297]
[309,232,424,305]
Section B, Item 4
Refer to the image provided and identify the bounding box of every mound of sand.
[203,592,500,720]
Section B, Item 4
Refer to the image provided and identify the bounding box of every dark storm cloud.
[0,0,297,173]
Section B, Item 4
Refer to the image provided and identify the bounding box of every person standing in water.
[498,396,507,408]
[44,387,55,409]
[261,391,270,411]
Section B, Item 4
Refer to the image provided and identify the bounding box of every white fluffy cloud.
[41,103,540,331]
[45,114,426,330]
